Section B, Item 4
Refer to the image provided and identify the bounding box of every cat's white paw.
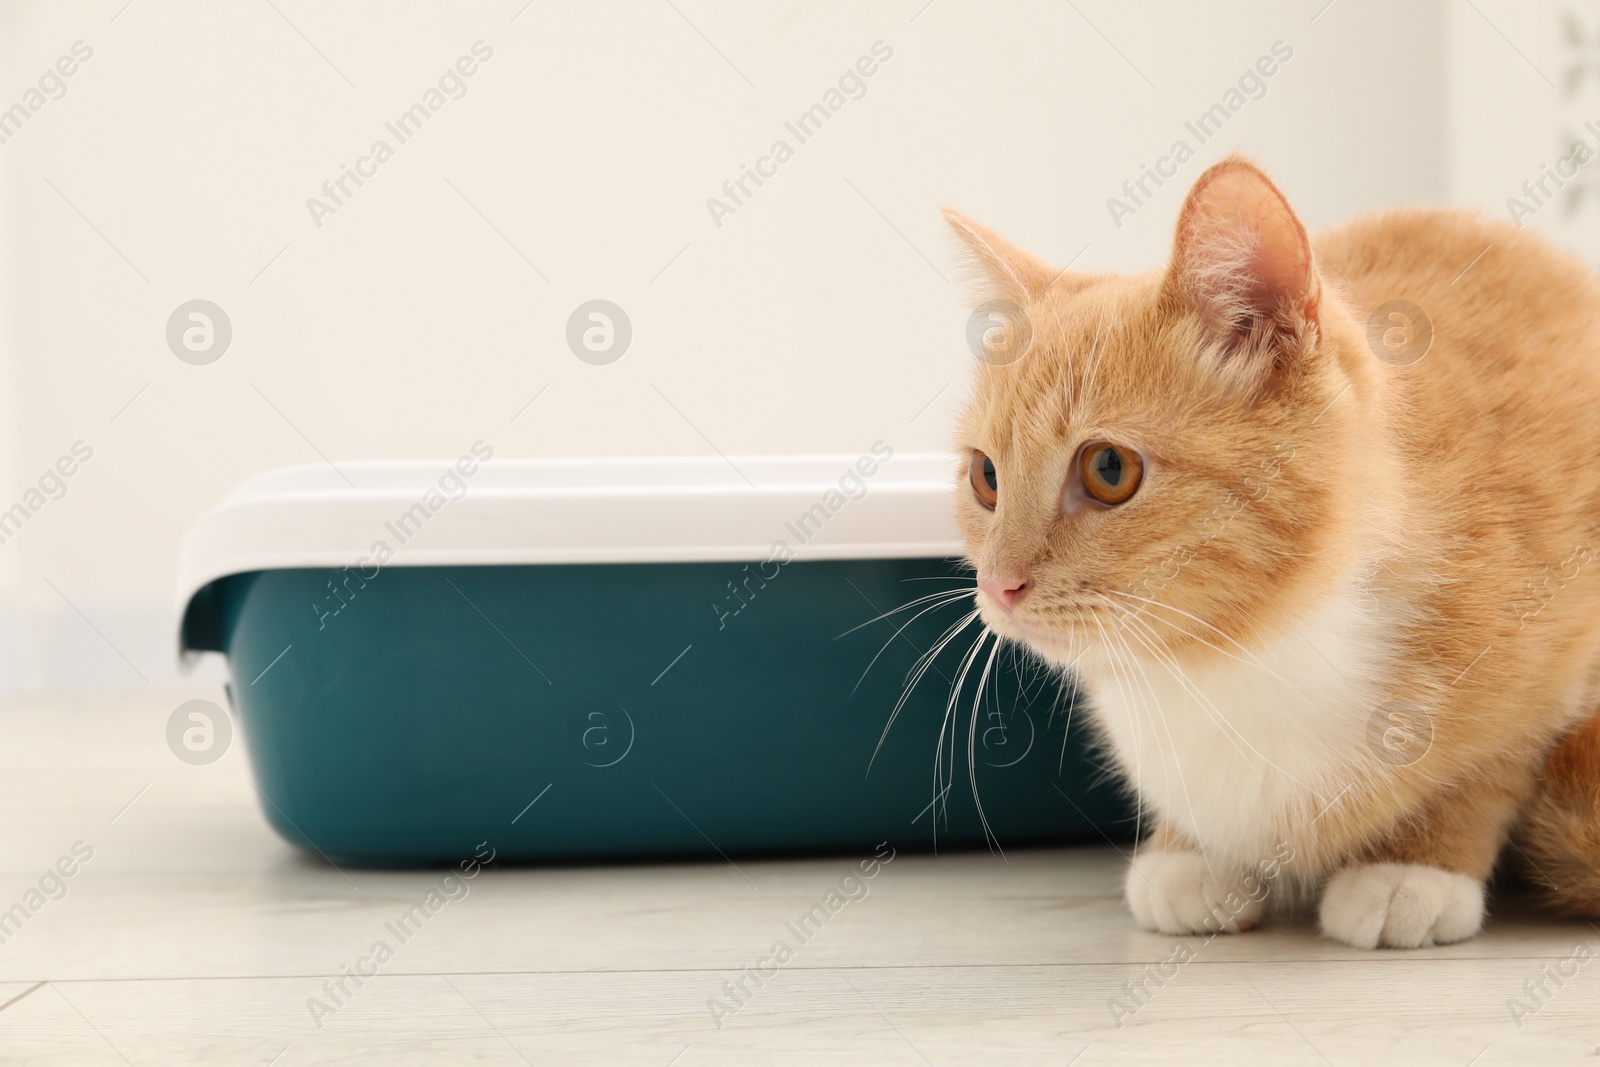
[1125,848,1266,935]
[1319,863,1484,949]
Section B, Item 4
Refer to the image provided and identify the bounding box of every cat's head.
[946,157,1384,669]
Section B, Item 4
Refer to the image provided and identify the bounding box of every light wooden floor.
[3,690,1598,1064]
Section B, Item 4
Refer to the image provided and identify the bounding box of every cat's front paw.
[1125,848,1266,935]
[1319,863,1484,949]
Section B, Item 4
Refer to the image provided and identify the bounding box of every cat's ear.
[942,208,1057,305]
[1163,157,1320,363]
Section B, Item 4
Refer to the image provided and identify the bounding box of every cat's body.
[946,159,1600,947]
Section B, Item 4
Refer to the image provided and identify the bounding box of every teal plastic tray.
[181,557,1127,865]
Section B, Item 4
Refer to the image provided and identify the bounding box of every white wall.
[1447,0,1600,263]
[0,0,1447,690]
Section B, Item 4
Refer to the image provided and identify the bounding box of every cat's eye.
[969,450,998,510]
[1079,441,1143,505]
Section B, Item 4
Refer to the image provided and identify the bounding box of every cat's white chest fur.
[1075,585,1393,866]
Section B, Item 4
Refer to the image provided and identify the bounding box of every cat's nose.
[978,573,1033,611]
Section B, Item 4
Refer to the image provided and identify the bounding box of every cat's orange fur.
[947,156,1600,947]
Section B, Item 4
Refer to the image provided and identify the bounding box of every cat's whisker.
[1107,599,1277,755]
[967,633,1006,859]
[1102,616,1219,879]
[935,625,994,849]
[1105,598,1317,792]
[1052,612,1090,776]
[1103,587,1261,655]
[1090,612,1145,847]
[835,587,976,640]
[1113,598,1350,755]
[941,626,992,802]
[897,607,983,813]
[1107,614,1203,870]
[1049,298,1078,385]
[1080,313,1111,407]
[1103,588,1290,682]
[848,589,976,699]
[869,606,982,777]
[1101,617,1162,848]
[985,626,1083,779]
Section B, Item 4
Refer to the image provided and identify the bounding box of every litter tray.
[177,448,1126,865]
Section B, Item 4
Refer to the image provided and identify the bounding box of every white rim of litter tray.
[176,449,969,625]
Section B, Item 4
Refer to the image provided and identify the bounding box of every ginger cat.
[945,156,1600,948]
